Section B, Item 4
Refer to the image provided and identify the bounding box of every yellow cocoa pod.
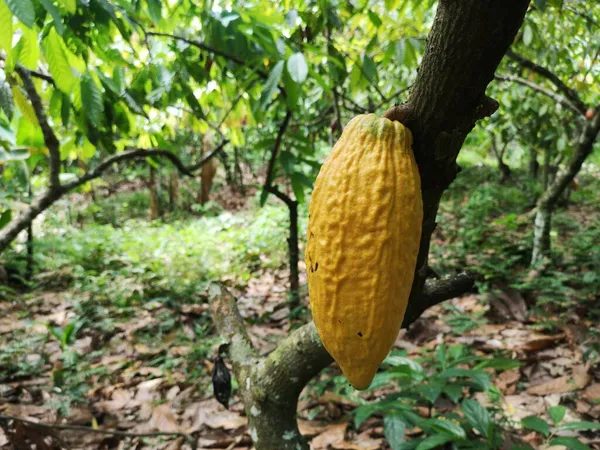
[306,114,423,390]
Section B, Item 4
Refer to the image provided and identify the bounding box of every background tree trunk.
[531,109,600,265]
[200,132,218,205]
[149,167,161,220]
[169,171,179,209]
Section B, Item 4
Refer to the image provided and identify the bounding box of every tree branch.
[401,272,477,327]
[0,144,227,254]
[495,74,584,117]
[14,65,61,191]
[61,143,227,192]
[538,105,600,209]
[506,50,588,114]
[263,111,295,207]
[208,283,258,365]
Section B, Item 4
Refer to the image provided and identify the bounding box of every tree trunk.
[287,201,300,307]
[542,146,552,190]
[529,147,539,178]
[0,190,61,255]
[531,110,600,265]
[199,133,218,205]
[169,171,179,209]
[531,205,552,265]
[149,167,161,220]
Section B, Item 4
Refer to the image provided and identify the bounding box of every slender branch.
[495,74,584,116]
[218,78,259,128]
[304,105,334,128]
[565,5,600,29]
[337,91,370,114]
[14,66,61,190]
[146,31,247,67]
[264,110,293,205]
[331,90,344,136]
[0,415,196,450]
[61,143,227,192]
[0,56,54,84]
[506,50,588,114]
[538,105,600,209]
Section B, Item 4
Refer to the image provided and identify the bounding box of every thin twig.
[264,110,293,206]
[0,415,197,450]
[495,74,584,117]
[14,65,61,191]
[61,142,228,192]
[506,50,587,114]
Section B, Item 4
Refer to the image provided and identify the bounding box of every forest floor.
[0,165,599,450]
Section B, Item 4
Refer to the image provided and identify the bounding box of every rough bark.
[207,2,530,449]
[531,108,600,264]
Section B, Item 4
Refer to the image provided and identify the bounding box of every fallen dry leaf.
[185,399,247,433]
[148,404,181,433]
[332,429,382,450]
[310,423,347,450]
[299,420,329,437]
[527,365,590,396]
[582,383,600,402]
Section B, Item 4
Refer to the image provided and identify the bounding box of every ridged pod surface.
[306,114,423,390]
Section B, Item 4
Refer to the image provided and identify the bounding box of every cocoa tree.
[493,3,600,265]
[206,2,530,449]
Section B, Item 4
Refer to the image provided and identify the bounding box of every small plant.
[352,344,521,449]
[520,406,600,450]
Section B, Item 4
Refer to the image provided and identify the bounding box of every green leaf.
[18,26,39,70]
[290,172,306,203]
[415,433,454,450]
[327,45,347,84]
[362,54,377,82]
[430,418,466,439]
[1,148,30,161]
[523,24,533,46]
[0,83,14,120]
[0,1,13,52]
[417,383,441,404]
[39,0,65,35]
[81,72,103,126]
[0,209,12,229]
[287,53,308,84]
[43,28,77,93]
[384,415,406,450]
[368,11,382,27]
[57,0,76,13]
[461,399,491,438]
[474,357,521,371]
[558,421,600,432]
[147,0,162,24]
[282,68,300,110]
[5,0,35,28]
[12,87,38,125]
[534,0,547,10]
[548,437,590,450]
[521,416,550,437]
[258,60,284,111]
[548,405,566,424]
[384,0,400,10]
